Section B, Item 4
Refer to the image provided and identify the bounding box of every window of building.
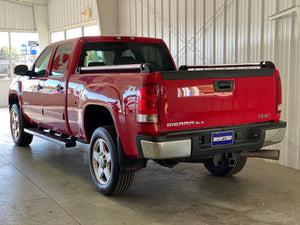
[83,25,100,36]
[0,32,39,80]
[11,32,40,68]
[66,28,82,39]
[50,24,100,43]
[0,32,10,79]
[51,31,65,43]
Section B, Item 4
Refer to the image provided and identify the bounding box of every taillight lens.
[136,84,160,123]
[275,70,282,113]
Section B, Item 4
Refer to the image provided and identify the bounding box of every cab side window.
[51,43,73,76]
[33,47,53,77]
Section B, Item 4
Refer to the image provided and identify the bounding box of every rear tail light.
[136,84,160,123]
[275,70,282,113]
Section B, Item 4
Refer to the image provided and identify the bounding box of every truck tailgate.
[160,68,278,133]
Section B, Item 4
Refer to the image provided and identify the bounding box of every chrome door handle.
[55,85,64,91]
[36,84,43,90]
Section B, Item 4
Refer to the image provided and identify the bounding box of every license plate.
[211,131,234,146]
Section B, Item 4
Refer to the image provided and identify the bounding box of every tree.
[0,46,9,60]
[0,46,21,61]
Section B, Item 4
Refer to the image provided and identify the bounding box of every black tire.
[89,126,134,196]
[204,155,247,177]
[10,104,33,146]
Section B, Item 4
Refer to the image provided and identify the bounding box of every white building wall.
[48,0,98,32]
[119,0,299,170]
[0,1,36,31]
[0,80,10,107]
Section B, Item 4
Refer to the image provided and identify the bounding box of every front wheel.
[10,104,33,146]
[204,153,247,177]
[89,126,134,196]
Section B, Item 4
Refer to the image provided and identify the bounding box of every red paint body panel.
[9,36,283,159]
[160,73,279,133]
[67,71,162,157]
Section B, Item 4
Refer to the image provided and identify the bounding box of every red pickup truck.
[9,36,286,195]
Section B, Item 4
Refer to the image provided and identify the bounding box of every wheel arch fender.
[8,92,20,109]
[8,80,23,109]
[82,103,144,173]
[82,103,119,143]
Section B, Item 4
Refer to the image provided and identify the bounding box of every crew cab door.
[41,43,73,134]
[22,47,53,124]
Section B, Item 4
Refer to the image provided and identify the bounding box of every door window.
[33,47,53,77]
[51,43,73,76]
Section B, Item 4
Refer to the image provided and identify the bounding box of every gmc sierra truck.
[9,36,286,196]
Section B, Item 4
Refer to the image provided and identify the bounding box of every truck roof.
[84,36,162,43]
[51,36,163,46]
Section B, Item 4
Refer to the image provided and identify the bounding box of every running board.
[24,128,76,148]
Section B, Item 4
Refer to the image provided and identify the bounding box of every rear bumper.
[136,121,286,159]
[263,126,286,147]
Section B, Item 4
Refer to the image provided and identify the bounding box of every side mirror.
[14,65,29,76]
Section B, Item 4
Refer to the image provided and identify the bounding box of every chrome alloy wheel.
[89,126,135,195]
[92,138,112,185]
[11,108,20,140]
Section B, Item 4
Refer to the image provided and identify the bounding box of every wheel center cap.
[99,156,106,168]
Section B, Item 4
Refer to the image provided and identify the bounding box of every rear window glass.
[80,42,175,71]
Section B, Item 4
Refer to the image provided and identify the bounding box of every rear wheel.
[10,104,33,146]
[89,126,134,196]
[204,153,247,177]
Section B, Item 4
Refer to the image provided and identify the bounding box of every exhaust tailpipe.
[239,150,280,160]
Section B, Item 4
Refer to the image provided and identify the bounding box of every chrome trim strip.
[182,63,261,69]
[263,127,286,147]
[81,64,141,71]
[141,139,191,159]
